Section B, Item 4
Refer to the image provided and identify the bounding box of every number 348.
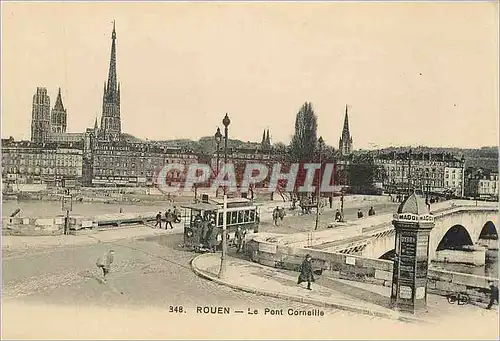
[169,306,184,313]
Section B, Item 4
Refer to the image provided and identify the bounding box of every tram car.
[180,196,260,252]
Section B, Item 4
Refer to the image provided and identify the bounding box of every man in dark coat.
[155,212,162,228]
[487,281,499,309]
[205,220,218,252]
[165,209,174,229]
[335,209,342,222]
[297,254,315,290]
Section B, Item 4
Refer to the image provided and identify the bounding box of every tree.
[289,102,318,163]
[347,153,382,194]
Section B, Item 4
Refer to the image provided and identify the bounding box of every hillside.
[122,134,498,171]
[369,146,499,171]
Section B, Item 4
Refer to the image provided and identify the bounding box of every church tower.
[338,105,353,156]
[100,21,121,142]
[50,88,67,133]
[260,129,272,150]
[31,87,51,143]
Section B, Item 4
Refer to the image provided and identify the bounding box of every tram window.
[218,213,223,226]
[243,210,249,222]
[231,212,238,224]
[249,210,255,222]
[238,211,244,224]
[226,212,231,224]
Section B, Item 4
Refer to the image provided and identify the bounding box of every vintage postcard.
[1,1,499,339]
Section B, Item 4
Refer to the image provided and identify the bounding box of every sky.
[1,1,498,149]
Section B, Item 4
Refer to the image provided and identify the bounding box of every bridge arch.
[436,224,474,251]
[479,221,498,240]
[379,249,395,260]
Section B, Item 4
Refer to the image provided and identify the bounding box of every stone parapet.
[246,232,499,304]
[2,211,159,236]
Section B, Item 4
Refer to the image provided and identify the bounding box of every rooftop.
[375,151,463,163]
[1,139,84,150]
[397,191,430,215]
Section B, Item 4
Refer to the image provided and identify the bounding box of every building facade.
[31,87,51,143]
[88,141,198,187]
[48,132,85,143]
[209,146,287,188]
[374,151,465,196]
[2,138,83,187]
[465,168,499,199]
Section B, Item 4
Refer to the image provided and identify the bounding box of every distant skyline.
[1,2,498,149]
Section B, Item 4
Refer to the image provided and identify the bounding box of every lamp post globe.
[222,113,231,127]
[215,127,222,143]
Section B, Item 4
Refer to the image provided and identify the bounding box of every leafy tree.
[347,153,382,194]
[289,102,318,163]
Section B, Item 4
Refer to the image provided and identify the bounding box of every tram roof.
[180,203,219,211]
[208,197,252,205]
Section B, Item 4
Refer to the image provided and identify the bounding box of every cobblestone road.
[2,233,383,319]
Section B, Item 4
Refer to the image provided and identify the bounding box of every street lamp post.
[223,113,230,165]
[218,113,231,279]
[314,136,324,231]
[340,188,345,222]
[214,127,222,198]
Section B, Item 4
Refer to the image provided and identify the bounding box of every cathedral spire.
[94,116,99,130]
[266,129,271,146]
[342,105,350,139]
[106,20,117,99]
[54,87,65,111]
[339,105,353,156]
[100,21,121,142]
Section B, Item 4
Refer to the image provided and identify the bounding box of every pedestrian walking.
[173,206,181,223]
[329,196,333,209]
[335,209,341,222]
[207,223,218,253]
[165,209,174,229]
[357,209,364,219]
[272,207,280,226]
[96,250,115,282]
[487,281,499,309]
[155,212,162,228]
[297,254,315,290]
[368,206,375,216]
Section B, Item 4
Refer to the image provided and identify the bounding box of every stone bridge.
[311,201,498,262]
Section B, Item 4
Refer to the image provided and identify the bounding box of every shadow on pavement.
[319,276,391,309]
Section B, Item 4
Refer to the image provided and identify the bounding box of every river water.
[2,200,168,217]
[431,250,498,279]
